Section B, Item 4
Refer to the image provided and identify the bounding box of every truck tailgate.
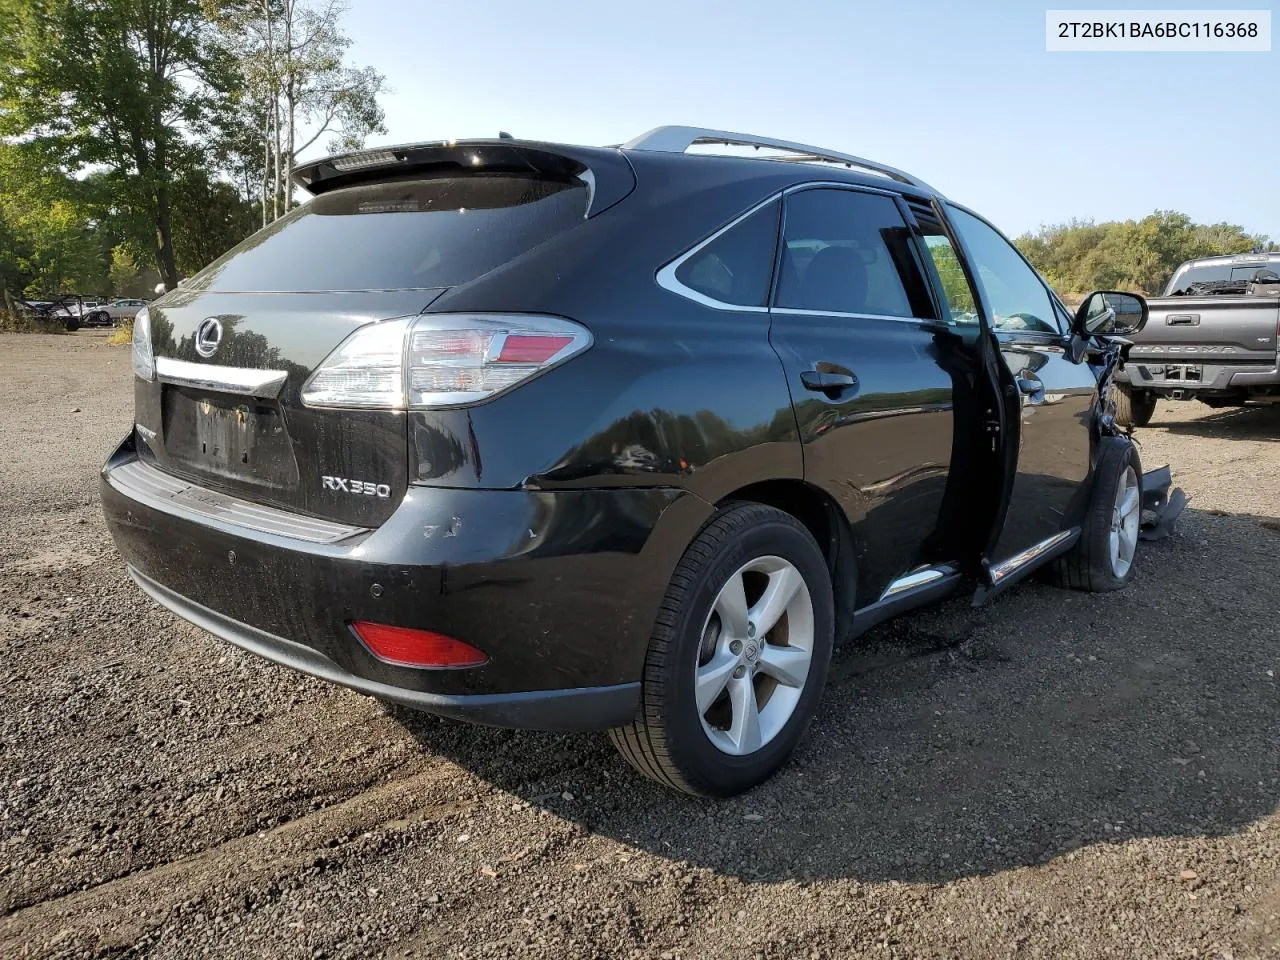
[1128,296,1279,365]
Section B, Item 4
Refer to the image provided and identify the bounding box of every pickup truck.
[1113,252,1280,425]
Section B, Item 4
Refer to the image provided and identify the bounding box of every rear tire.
[609,503,834,797]
[1046,437,1142,592]
[1112,386,1156,427]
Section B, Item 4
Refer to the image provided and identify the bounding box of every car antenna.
[498,131,513,139]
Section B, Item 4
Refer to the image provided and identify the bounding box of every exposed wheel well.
[716,479,858,644]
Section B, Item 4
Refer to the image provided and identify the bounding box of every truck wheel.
[64,317,80,332]
[1112,386,1156,427]
[1046,437,1142,592]
[609,503,834,797]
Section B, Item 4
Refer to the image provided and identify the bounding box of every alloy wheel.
[694,556,815,756]
[1109,465,1140,578]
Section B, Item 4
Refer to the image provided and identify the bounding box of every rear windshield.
[1166,261,1279,294]
[183,175,587,293]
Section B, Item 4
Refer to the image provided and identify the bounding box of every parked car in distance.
[85,298,149,326]
[1112,252,1280,424]
[102,127,1183,796]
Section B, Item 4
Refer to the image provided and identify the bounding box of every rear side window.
[184,176,587,293]
[775,189,933,318]
[672,200,780,307]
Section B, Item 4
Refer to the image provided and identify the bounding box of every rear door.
[138,173,594,527]
[767,185,955,605]
[943,204,1097,573]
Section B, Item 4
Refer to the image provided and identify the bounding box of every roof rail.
[621,126,935,193]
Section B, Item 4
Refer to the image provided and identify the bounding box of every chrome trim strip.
[622,126,937,195]
[879,566,952,601]
[781,180,899,198]
[654,194,779,313]
[988,530,1076,584]
[106,459,366,544]
[577,169,597,218]
[155,357,289,399]
[771,307,929,326]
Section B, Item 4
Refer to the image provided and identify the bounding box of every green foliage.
[0,0,384,299]
[0,0,249,290]
[1016,211,1276,296]
[0,142,106,296]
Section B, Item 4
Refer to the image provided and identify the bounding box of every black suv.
[102,126,1173,796]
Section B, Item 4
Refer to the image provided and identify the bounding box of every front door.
[767,185,956,605]
[944,205,1097,570]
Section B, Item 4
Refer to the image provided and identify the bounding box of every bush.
[107,319,133,345]
[0,311,69,334]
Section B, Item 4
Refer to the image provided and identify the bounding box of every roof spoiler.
[292,140,636,218]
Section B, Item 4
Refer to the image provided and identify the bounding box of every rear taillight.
[132,306,154,380]
[301,314,590,410]
[351,621,488,668]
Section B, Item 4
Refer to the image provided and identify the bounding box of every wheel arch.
[714,479,859,645]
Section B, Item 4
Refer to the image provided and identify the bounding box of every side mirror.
[1073,290,1148,338]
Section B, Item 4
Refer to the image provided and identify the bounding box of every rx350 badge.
[322,475,391,498]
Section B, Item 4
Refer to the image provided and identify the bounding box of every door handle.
[801,369,858,393]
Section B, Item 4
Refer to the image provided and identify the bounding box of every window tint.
[947,207,1058,334]
[673,200,779,306]
[183,176,587,293]
[775,189,932,319]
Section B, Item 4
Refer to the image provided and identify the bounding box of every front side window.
[947,206,1058,334]
[775,189,934,319]
[672,199,779,307]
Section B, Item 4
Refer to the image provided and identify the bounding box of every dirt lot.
[2,331,1278,959]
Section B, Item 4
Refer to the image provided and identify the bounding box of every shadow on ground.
[389,504,1280,885]
[1156,402,1280,441]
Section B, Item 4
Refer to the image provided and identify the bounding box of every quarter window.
[946,206,1058,334]
[775,189,933,319]
[673,200,780,307]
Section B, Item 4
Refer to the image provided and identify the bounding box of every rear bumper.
[129,567,640,730]
[1117,359,1280,395]
[102,434,713,730]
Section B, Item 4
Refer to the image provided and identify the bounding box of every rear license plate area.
[1166,364,1201,382]
[162,387,299,488]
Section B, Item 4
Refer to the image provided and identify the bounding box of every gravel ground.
[1,331,1278,959]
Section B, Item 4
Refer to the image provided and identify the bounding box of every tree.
[1016,211,1275,295]
[0,0,238,291]
[216,0,386,224]
[0,142,106,298]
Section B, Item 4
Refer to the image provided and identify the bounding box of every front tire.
[1047,437,1142,592]
[610,503,834,797]
[1112,386,1156,427]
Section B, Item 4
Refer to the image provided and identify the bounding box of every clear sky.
[340,0,1278,240]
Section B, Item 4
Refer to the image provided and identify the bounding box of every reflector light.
[351,621,488,668]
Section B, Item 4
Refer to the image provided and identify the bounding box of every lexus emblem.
[195,317,223,358]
